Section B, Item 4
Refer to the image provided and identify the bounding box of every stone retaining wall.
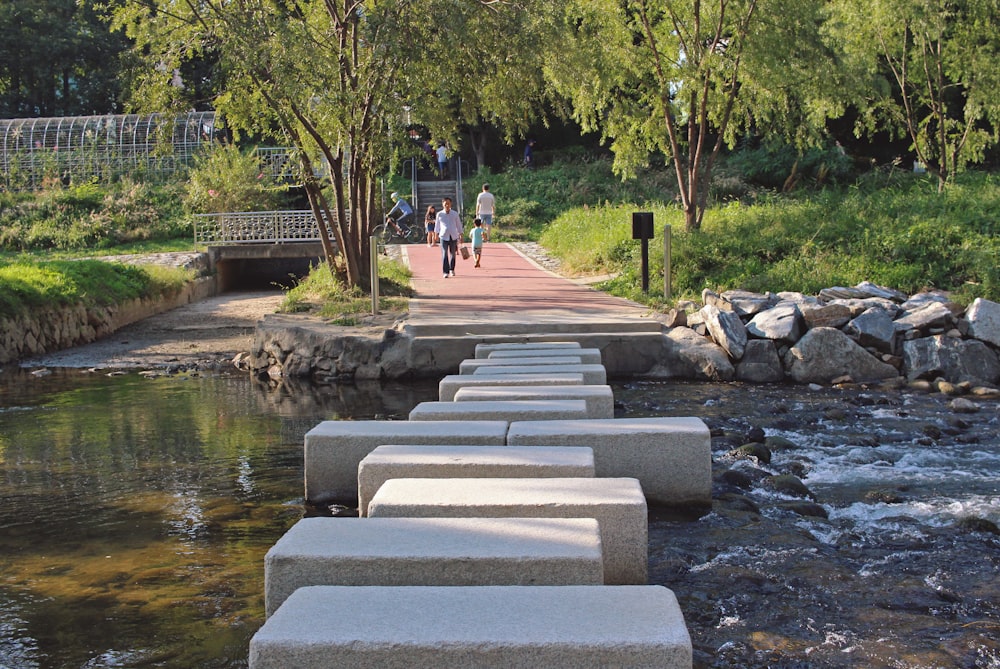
[0,276,216,365]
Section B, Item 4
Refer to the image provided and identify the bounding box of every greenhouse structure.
[0,112,219,189]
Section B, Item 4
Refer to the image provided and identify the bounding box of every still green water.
[0,369,437,668]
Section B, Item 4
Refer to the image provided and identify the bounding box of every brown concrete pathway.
[400,241,657,325]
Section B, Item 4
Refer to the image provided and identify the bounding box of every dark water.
[1,370,998,668]
[0,369,437,668]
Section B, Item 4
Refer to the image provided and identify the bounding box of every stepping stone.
[453,384,615,419]
[506,416,711,508]
[250,585,693,669]
[357,444,595,516]
[489,347,603,364]
[439,372,584,402]
[460,356,584,374]
[367,477,647,585]
[304,420,507,505]
[408,399,590,422]
[473,363,607,385]
[475,341,582,358]
[264,517,604,616]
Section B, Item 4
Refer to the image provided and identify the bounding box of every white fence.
[193,210,332,244]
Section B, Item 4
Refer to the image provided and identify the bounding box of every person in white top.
[475,183,495,240]
[434,197,464,277]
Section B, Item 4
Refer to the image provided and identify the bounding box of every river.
[0,368,997,668]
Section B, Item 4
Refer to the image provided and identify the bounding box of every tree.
[109,0,549,286]
[0,0,129,116]
[544,0,843,231]
[827,0,1000,191]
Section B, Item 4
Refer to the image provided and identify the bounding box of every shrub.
[183,143,290,214]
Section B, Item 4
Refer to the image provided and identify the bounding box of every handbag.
[460,246,471,260]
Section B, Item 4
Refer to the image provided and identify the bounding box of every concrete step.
[402,319,664,337]
[367,476,648,585]
[358,444,595,516]
[264,517,605,616]
[251,585,693,668]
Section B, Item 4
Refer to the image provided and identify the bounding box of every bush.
[183,143,290,214]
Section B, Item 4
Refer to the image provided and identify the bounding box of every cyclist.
[385,192,414,234]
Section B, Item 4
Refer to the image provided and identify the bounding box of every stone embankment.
[250,282,1000,397]
[1,276,215,366]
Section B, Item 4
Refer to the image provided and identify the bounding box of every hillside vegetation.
[2,147,998,319]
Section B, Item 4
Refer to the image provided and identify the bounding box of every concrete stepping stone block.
[489,347,603,364]
[408,399,590,422]
[357,445,596,516]
[506,416,711,508]
[439,372,584,402]
[475,341,582,358]
[460,356,584,374]
[250,585,693,668]
[454,384,615,419]
[473,363,607,385]
[264,516,604,616]
[367,477,647,585]
[304,420,508,505]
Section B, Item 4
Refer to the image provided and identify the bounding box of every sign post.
[631,212,654,293]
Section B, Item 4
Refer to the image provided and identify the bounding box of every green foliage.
[0,259,192,317]
[281,259,413,317]
[183,144,289,214]
[0,178,188,252]
[539,171,1000,305]
[464,157,678,239]
[724,141,857,190]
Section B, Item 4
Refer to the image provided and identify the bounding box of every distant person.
[385,192,414,233]
[436,144,448,179]
[424,204,437,246]
[470,218,485,268]
[523,139,536,169]
[475,183,495,240]
[434,197,463,278]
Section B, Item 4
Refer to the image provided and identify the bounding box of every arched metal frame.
[1,112,218,189]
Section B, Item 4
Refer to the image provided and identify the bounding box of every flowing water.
[0,369,998,668]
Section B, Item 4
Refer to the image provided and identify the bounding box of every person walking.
[436,144,448,179]
[434,197,463,278]
[475,183,495,241]
[523,139,536,169]
[470,218,485,268]
[424,204,437,246]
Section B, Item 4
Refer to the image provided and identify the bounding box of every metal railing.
[193,210,336,244]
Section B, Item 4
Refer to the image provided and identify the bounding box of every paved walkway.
[400,242,656,324]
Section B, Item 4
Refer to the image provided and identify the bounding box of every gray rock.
[736,339,786,383]
[720,289,779,317]
[965,298,1000,348]
[827,297,901,317]
[902,334,1000,386]
[776,291,821,307]
[784,327,899,384]
[701,304,747,360]
[900,290,952,311]
[701,289,733,312]
[747,303,804,343]
[893,301,955,334]
[800,303,853,330]
[819,282,906,302]
[845,307,897,354]
[658,327,736,381]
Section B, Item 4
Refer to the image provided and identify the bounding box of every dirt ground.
[20,291,289,371]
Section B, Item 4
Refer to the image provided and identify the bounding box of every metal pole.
[663,225,672,301]
[370,235,379,315]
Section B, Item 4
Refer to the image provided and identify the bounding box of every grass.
[280,258,413,319]
[0,259,195,318]
[538,169,1000,308]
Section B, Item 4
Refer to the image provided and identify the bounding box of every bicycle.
[371,216,422,253]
